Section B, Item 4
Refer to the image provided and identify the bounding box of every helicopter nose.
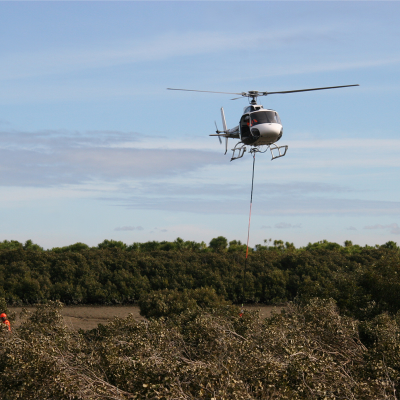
[255,123,282,142]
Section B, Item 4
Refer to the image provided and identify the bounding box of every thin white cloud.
[153,227,168,233]
[0,147,224,186]
[139,181,353,198]
[1,128,399,220]
[275,222,302,229]
[250,57,400,79]
[276,139,400,170]
[119,138,400,172]
[346,226,357,231]
[116,136,400,171]
[114,226,144,231]
[0,129,142,151]
[363,223,400,235]
[0,129,225,187]
[106,194,400,217]
[290,139,400,151]
[0,27,341,81]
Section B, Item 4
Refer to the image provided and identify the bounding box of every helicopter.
[167,85,359,161]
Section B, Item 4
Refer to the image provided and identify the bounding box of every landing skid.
[231,143,247,161]
[230,142,288,161]
[269,143,288,160]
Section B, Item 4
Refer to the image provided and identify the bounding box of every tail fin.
[221,107,227,131]
[221,107,228,154]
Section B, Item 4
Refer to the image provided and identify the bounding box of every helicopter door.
[239,114,251,140]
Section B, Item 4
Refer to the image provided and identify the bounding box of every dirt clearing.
[9,304,283,330]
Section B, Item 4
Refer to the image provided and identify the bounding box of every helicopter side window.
[244,106,255,113]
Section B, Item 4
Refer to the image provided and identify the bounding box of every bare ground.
[9,305,283,331]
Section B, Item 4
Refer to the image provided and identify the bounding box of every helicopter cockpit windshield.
[251,111,281,126]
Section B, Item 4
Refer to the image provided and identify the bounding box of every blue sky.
[0,1,400,249]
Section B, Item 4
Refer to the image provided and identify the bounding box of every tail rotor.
[214,121,222,144]
[210,107,234,156]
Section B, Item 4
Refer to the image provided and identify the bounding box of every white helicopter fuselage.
[224,105,283,146]
[210,104,285,160]
[241,105,283,145]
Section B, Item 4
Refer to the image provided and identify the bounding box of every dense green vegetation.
[138,287,230,319]
[0,238,400,320]
[1,299,400,399]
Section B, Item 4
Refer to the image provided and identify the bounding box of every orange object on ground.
[1,313,11,331]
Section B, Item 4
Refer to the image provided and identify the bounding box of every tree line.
[0,237,399,319]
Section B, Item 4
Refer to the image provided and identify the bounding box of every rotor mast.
[247,91,259,105]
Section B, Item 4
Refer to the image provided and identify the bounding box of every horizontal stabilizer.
[210,133,239,139]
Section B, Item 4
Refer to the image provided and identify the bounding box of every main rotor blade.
[263,84,359,95]
[167,88,244,95]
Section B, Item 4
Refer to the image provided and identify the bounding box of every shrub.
[138,287,230,319]
[1,299,400,399]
